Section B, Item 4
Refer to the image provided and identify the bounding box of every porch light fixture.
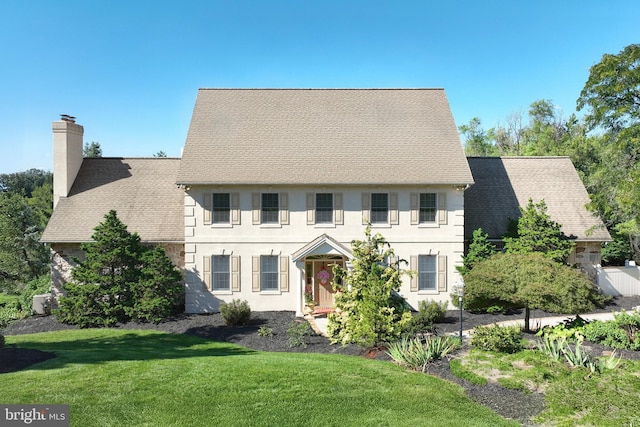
[454,279,465,343]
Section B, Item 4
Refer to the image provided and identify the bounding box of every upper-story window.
[315,193,333,224]
[370,193,389,223]
[212,193,230,224]
[362,192,398,225]
[419,193,437,223]
[410,192,446,226]
[203,192,239,226]
[252,192,289,226]
[261,193,279,224]
[307,192,343,225]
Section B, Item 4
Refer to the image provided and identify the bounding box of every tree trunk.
[524,306,531,333]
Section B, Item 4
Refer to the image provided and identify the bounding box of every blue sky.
[0,0,638,173]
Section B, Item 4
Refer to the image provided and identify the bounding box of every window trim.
[370,193,389,224]
[260,255,279,292]
[417,254,437,291]
[315,193,334,224]
[261,193,280,225]
[419,192,437,224]
[211,254,231,291]
[212,193,231,224]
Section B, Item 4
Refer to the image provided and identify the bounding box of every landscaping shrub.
[0,333,4,349]
[471,325,523,353]
[258,326,273,337]
[219,299,251,326]
[387,336,459,372]
[538,316,589,342]
[583,311,640,350]
[405,300,448,334]
[287,320,313,348]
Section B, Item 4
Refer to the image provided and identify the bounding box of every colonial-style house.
[41,88,610,316]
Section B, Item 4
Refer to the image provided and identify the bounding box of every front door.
[313,260,343,308]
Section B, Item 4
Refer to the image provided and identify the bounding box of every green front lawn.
[2,330,517,427]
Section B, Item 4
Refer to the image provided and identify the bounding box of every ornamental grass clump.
[387,336,459,372]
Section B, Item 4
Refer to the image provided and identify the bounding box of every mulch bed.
[2,295,640,426]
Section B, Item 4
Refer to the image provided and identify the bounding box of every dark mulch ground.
[3,295,640,426]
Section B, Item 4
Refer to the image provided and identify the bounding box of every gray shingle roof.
[177,89,474,186]
[41,158,184,243]
[465,157,611,242]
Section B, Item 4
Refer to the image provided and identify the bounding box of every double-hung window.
[211,255,230,291]
[315,193,333,224]
[370,193,389,224]
[418,255,437,291]
[261,193,279,224]
[260,255,279,291]
[419,193,437,223]
[212,193,230,224]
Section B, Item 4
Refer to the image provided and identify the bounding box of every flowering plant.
[304,287,314,304]
[317,268,330,284]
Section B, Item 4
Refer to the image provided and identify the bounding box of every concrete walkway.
[307,311,627,338]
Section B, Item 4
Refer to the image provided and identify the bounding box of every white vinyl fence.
[597,265,640,296]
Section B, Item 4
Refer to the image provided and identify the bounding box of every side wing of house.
[41,119,185,301]
[465,156,611,279]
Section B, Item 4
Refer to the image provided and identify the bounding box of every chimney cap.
[60,114,76,123]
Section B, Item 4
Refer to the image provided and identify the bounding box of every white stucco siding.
[183,186,465,313]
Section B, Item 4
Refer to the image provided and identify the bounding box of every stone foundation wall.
[569,241,602,282]
[49,243,84,304]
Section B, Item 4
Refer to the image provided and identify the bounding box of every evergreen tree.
[57,210,183,326]
[327,226,412,347]
[503,199,574,263]
[457,228,496,275]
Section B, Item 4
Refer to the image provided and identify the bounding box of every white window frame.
[260,255,279,291]
[418,254,437,291]
[211,255,231,291]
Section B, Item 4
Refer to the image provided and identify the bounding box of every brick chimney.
[52,115,84,208]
